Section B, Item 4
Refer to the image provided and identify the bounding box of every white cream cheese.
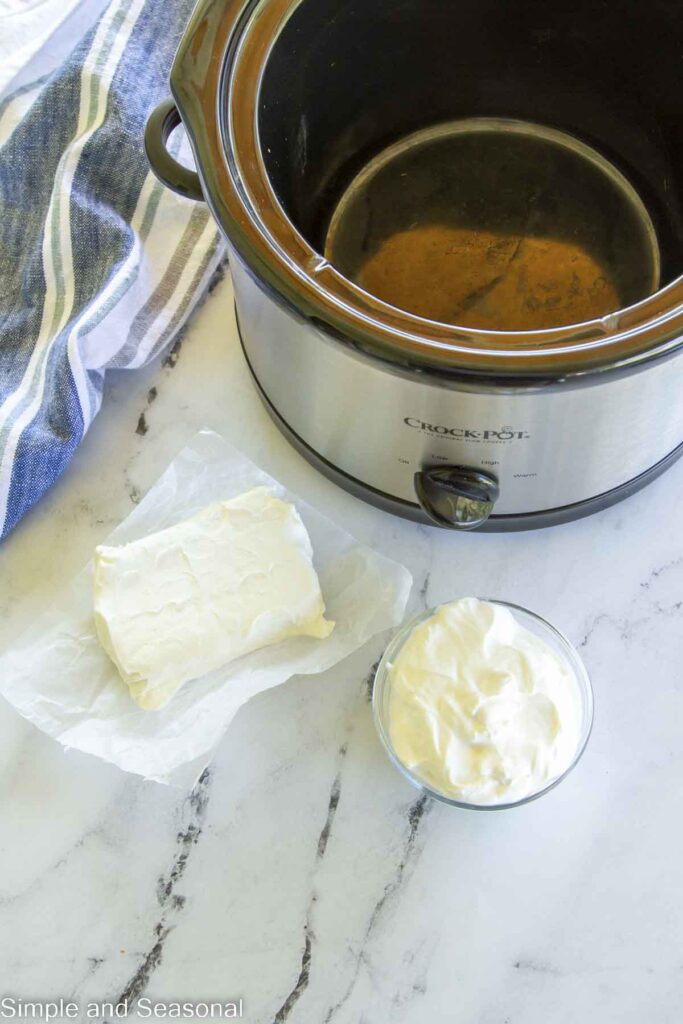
[387,598,582,805]
[94,487,334,710]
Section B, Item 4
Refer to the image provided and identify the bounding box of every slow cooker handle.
[414,466,500,530]
[144,98,205,202]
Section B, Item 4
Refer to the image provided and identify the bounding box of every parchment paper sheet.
[0,432,412,786]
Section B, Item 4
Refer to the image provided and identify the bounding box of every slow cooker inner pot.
[257,0,683,329]
[323,122,659,330]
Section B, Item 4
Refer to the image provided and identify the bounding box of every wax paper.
[0,431,412,785]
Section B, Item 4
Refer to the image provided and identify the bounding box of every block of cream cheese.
[93,487,334,710]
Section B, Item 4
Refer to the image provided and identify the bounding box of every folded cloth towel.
[0,0,224,540]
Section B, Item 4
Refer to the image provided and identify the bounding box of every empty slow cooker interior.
[322,121,660,329]
[257,0,683,319]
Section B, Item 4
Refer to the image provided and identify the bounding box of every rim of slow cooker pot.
[171,0,683,382]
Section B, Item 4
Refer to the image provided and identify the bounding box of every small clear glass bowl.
[372,599,594,810]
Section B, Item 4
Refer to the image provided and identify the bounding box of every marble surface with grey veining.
[1,266,683,1023]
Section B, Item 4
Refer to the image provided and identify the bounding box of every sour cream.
[386,598,583,805]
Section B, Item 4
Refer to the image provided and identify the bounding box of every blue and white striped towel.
[0,0,224,540]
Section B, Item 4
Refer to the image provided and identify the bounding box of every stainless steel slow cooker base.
[237,312,683,532]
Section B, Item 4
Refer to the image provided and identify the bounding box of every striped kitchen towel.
[0,0,224,541]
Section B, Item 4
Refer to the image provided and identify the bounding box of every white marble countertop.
[1,267,683,1023]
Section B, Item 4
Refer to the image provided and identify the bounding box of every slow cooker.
[145,0,683,531]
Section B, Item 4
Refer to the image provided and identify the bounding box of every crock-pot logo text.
[403,417,530,442]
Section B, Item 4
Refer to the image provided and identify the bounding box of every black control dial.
[414,466,500,530]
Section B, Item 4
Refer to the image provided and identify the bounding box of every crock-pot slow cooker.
[145,0,683,531]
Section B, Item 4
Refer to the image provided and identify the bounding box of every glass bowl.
[372,599,594,810]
